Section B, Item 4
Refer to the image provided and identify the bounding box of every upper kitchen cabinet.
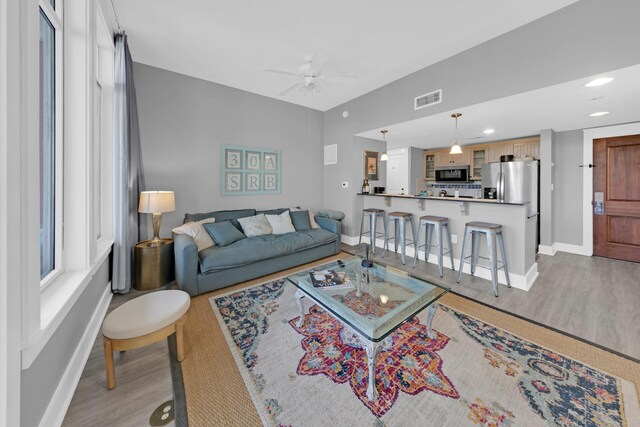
[512,137,540,159]
[487,142,514,163]
[470,145,487,180]
[424,152,436,181]
[434,149,471,167]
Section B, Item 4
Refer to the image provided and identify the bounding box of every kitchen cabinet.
[470,146,487,180]
[424,153,435,180]
[513,137,540,159]
[487,142,514,163]
[434,149,471,167]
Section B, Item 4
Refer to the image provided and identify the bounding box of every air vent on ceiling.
[414,89,442,110]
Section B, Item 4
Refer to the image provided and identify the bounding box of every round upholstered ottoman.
[102,290,190,389]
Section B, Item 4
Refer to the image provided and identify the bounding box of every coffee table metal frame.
[286,258,448,401]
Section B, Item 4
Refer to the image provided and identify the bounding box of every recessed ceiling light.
[483,129,495,134]
[589,111,610,117]
[585,77,613,87]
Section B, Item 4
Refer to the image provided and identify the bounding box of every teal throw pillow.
[203,221,245,247]
[290,210,312,232]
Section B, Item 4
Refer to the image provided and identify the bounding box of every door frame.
[582,122,640,256]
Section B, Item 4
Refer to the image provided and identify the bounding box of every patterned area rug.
[209,263,640,426]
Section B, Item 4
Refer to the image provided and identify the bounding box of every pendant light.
[449,113,463,155]
[380,130,389,161]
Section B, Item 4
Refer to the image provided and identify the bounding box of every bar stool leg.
[497,231,512,288]
[488,231,499,297]
[445,223,455,272]
[409,217,417,263]
[370,214,377,254]
[358,211,366,246]
[399,218,407,265]
[435,223,444,278]
[394,219,399,253]
[470,231,480,275]
[413,221,423,268]
[425,223,433,263]
[457,227,470,283]
[382,218,390,257]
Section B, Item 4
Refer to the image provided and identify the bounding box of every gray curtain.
[112,34,145,293]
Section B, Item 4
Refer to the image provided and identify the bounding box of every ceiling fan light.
[450,144,463,155]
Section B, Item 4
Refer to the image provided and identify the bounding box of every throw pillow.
[265,210,296,234]
[290,210,312,232]
[172,218,216,252]
[290,207,320,229]
[238,213,273,237]
[203,221,246,246]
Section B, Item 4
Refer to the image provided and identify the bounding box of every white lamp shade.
[449,144,463,155]
[138,191,175,213]
[380,153,389,161]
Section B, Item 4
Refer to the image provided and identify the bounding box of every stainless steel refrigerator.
[482,160,539,217]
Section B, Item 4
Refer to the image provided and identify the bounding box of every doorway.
[593,134,640,262]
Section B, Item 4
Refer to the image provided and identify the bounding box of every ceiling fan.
[263,54,357,97]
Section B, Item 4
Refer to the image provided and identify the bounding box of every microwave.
[435,166,470,182]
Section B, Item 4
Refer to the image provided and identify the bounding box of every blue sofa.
[173,208,341,296]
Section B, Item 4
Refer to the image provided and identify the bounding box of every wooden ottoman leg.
[103,336,116,390]
[176,320,185,362]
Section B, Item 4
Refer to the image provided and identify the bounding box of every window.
[39,1,62,283]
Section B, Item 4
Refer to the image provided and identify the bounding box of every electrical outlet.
[341,181,349,188]
[451,234,458,244]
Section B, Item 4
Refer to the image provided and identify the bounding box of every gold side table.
[134,239,175,291]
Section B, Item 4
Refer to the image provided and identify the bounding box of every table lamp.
[138,191,175,246]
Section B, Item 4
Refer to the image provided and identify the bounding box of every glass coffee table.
[286,256,448,401]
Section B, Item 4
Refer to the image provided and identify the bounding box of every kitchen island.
[356,193,538,290]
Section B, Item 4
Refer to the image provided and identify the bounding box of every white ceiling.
[357,64,640,149]
[112,0,578,111]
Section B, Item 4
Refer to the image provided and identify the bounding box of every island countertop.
[356,193,524,205]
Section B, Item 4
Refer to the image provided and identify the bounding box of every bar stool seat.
[456,222,511,297]
[383,212,417,265]
[358,209,387,254]
[413,215,455,277]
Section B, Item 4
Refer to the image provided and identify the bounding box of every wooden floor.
[343,243,640,361]
[63,247,640,426]
[63,288,176,427]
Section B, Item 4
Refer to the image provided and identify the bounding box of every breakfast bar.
[356,193,539,290]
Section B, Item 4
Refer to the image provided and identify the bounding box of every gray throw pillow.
[203,221,245,246]
[238,213,273,237]
[290,210,312,231]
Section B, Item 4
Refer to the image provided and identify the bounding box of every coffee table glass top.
[286,257,448,342]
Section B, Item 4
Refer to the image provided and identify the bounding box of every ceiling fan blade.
[263,68,297,76]
[322,73,358,79]
[279,82,304,96]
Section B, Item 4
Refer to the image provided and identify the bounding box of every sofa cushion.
[266,210,296,234]
[238,213,272,237]
[203,221,246,247]
[290,210,312,232]
[198,229,338,273]
[290,207,320,229]
[184,209,256,230]
[256,208,289,216]
[171,217,216,252]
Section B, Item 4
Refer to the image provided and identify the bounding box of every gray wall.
[553,130,584,246]
[540,129,556,247]
[322,0,640,236]
[21,259,110,427]
[133,63,325,235]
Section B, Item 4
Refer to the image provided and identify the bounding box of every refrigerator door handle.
[497,169,503,201]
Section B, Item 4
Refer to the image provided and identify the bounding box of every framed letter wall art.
[221,145,281,195]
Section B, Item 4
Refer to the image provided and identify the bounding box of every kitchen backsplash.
[424,182,482,197]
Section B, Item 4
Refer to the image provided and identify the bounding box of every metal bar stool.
[358,208,387,254]
[382,212,417,265]
[456,221,511,297]
[413,216,455,277]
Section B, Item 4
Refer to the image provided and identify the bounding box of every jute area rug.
[180,254,640,426]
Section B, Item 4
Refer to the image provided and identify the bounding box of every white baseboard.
[343,235,536,291]
[38,282,113,427]
[538,242,591,257]
[341,234,360,246]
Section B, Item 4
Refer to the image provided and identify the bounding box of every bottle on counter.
[362,179,370,194]
[454,188,460,198]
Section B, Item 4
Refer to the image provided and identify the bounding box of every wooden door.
[593,134,640,262]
